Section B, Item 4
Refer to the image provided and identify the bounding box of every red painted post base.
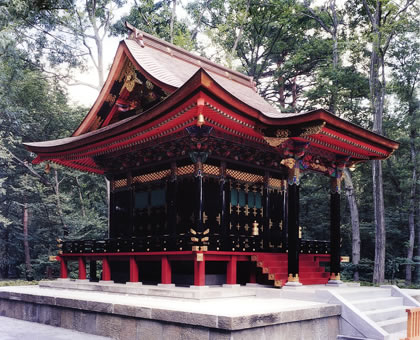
[226,256,237,284]
[102,257,111,281]
[78,257,86,280]
[60,257,68,279]
[129,256,139,282]
[194,252,206,286]
[161,256,171,284]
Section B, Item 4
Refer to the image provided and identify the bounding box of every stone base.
[157,284,175,288]
[327,279,345,286]
[284,281,303,287]
[222,284,241,289]
[125,282,143,286]
[188,285,209,290]
[0,285,341,340]
[98,280,114,284]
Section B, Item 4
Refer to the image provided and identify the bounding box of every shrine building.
[24,23,399,287]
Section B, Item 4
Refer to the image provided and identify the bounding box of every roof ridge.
[125,22,255,89]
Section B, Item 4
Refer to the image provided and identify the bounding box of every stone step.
[265,266,324,274]
[339,288,391,300]
[377,316,407,334]
[365,305,407,322]
[262,261,320,268]
[352,297,404,312]
[387,330,407,340]
[300,278,329,285]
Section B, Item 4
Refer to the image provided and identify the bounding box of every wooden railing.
[61,235,330,255]
[402,307,420,340]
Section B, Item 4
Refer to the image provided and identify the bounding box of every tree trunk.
[106,177,111,238]
[230,0,250,58]
[75,176,86,218]
[54,168,68,236]
[416,185,420,283]
[170,0,176,44]
[343,169,360,281]
[291,77,297,108]
[23,201,33,280]
[406,116,417,283]
[372,159,386,284]
[368,14,386,284]
[329,0,338,114]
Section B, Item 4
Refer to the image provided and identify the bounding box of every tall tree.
[187,0,329,111]
[361,0,416,284]
[2,0,125,91]
[302,0,363,282]
[388,31,419,284]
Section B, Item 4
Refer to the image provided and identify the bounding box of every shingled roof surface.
[125,32,292,118]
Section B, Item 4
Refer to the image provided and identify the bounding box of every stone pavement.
[0,316,111,340]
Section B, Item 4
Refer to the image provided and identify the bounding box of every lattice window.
[177,164,195,176]
[268,178,285,189]
[133,169,171,184]
[203,164,219,176]
[226,169,263,183]
[113,178,128,189]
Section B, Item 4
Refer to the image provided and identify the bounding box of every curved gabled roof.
[73,27,287,136]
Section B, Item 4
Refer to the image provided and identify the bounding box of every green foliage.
[0,44,107,280]
[112,0,195,50]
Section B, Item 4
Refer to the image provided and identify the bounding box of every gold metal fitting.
[330,273,341,280]
[288,274,299,282]
[197,113,205,127]
[251,220,259,236]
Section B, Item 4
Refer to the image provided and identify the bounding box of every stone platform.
[0,281,341,340]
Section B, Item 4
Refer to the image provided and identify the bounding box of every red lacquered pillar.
[129,256,139,283]
[226,256,237,284]
[60,257,68,279]
[102,257,111,281]
[249,262,257,284]
[161,256,171,284]
[194,252,206,286]
[78,257,86,280]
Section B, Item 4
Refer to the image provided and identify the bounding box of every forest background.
[0,0,418,285]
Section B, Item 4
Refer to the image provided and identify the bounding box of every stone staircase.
[251,253,330,287]
[316,286,420,340]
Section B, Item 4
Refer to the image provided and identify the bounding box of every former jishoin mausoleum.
[24,23,398,287]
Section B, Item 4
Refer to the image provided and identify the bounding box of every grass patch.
[0,280,40,287]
